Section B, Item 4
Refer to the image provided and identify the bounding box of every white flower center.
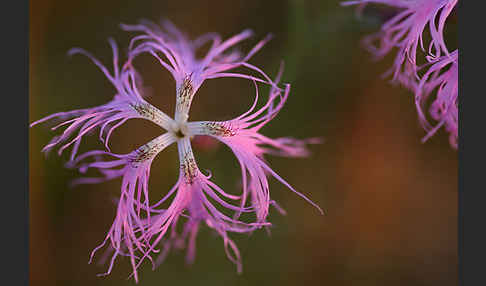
[170,120,189,139]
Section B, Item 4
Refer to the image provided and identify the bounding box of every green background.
[29,0,458,285]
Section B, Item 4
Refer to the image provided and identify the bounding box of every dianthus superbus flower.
[342,0,459,148]
[342,0,457,84]
[31,20,322,282]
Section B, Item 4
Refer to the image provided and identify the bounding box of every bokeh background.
[29,0,458,285]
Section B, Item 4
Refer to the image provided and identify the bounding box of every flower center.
[170,121,189,139]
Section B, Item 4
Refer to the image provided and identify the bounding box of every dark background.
[29,0,457,285]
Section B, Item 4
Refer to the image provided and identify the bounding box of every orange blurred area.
[29,1,457,285]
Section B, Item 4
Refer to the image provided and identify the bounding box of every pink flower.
[343,0,459,147]
[31,21,321,282]
[343,0,457,85]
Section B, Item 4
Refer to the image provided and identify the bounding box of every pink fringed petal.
[187,71,323,222]
[416,50,458,148]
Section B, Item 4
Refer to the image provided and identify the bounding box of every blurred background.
[29,0,457,285]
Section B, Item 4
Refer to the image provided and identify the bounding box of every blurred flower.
[31,20,321,282]
[342,0,459,148]
[191,135,221,152]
